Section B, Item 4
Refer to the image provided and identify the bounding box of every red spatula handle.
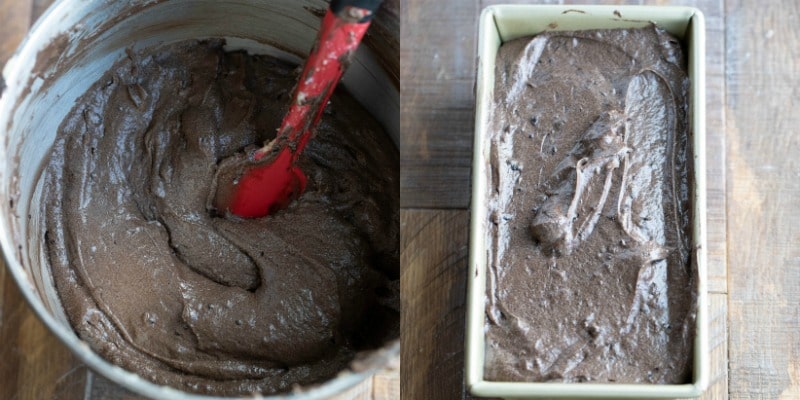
[221,0,381,218]
[253,0,380,162]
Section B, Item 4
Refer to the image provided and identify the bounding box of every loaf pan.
[466,5,707,399]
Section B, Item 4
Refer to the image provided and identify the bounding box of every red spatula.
[213,0,383,218]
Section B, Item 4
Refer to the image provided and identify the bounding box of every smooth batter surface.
[484,26,695,383]
[43,40,399,395]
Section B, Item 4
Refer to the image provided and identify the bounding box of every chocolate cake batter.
[42,40,399,395]
[484,26,695,383]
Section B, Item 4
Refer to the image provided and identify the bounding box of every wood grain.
[0,265,86,399]
[400,209,482,399]
[0,269,89,400]
[399,0,479,208]
[706,293,730,400]
[725,0,800,398]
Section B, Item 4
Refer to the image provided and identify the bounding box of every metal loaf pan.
[466,5,707,399]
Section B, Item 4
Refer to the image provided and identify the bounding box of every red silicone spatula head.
[213,0,382,218]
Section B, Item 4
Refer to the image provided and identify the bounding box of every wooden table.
[401,0,800,399]
[0,1,398,398]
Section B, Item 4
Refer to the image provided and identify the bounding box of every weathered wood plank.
[0,263,89,400]
[400,0,479,208]
[725,0,800,398]
[401,209,483,399]
[704,293,730,400]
